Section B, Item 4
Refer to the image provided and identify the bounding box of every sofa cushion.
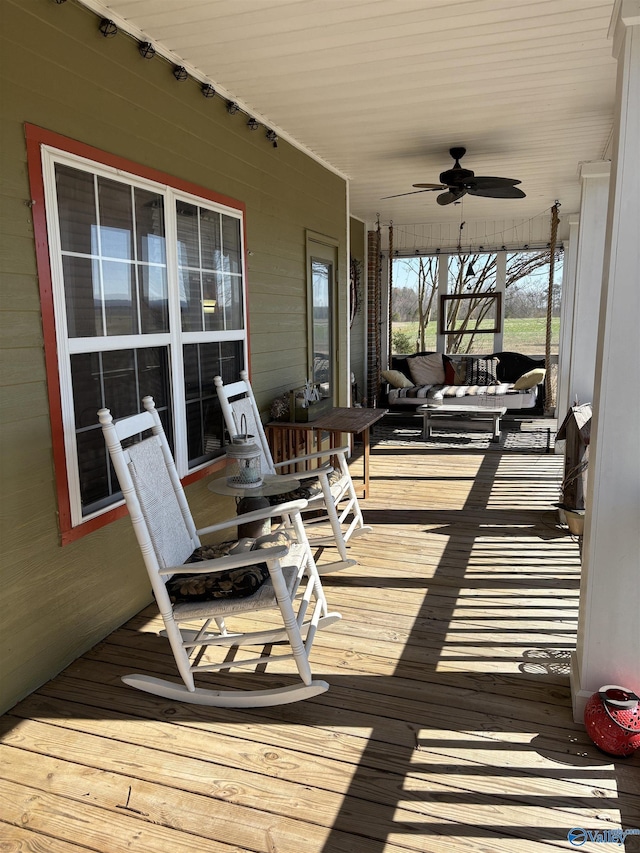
[443,356,457,385]
[407,352,445,385]
[464,356,500,386]
[382,369,415,389]
[513,367,546,390]
[391,351,436,381]
[452,360,469,385]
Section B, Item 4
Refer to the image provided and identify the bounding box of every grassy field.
[393,317,559,356]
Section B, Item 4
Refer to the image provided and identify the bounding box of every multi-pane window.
[42,147,247,528]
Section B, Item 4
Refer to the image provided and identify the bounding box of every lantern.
[225,415,262,489]
[584,685,640,757]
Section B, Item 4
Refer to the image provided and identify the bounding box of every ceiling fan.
[383,147,526,206]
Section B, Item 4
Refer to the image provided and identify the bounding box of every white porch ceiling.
[80,0,618,235]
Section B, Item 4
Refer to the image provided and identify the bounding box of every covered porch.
[3,436,638,851]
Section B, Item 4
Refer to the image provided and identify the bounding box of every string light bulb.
[99,19,118,37]
[247,118,259,131]
[173,65,188,81]
[226,101,239,115]
[138,42,155,59]
[201,83,216,98]
[266,129,278,148]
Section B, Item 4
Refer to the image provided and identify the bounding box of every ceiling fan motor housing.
[439,166,475,186]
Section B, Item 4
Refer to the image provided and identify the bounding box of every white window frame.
[40,145,248,529]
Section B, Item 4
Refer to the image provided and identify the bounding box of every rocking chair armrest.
[158,543,290,577]
[272,460,334,483]
[196,498,308,538]
[273,445,350,469]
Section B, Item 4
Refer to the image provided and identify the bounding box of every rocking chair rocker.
[98,396,340,707]
[214,371,371,573]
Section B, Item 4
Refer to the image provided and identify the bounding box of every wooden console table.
[267,406,387,498]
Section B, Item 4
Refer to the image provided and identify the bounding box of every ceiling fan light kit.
[385,147,526,205]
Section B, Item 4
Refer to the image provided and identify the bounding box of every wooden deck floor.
[2,435,639,852]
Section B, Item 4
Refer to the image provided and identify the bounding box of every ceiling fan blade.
[467,185,526,199]
[471,176,522,189]
[437,189,467,206]
[381,188,442,199]
[412,183,446,189]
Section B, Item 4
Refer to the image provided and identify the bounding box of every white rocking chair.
[214,370,371,574]
[98,396,340,708]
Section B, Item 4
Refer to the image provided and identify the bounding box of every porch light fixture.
[226,101,239,115]
[173,65,188,82]
[247,118,259,131]
[465,262,476,279]
[139,42,156,60]
[201,83,216,98]
[266,129,278,148]
[99,19,118,38]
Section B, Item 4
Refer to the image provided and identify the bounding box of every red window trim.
[25,123,249,546]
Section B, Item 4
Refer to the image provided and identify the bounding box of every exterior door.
[307,236,338,401]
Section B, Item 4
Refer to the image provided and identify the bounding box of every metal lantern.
[225,415,262,489]
[584,685,640,757]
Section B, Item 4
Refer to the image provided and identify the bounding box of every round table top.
[207,472,300,498]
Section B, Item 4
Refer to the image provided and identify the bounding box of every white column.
[436,255,448,353]
[571,0,640,722]
[493,250,506,353]
[556,214,580,428]
[568,163,610,409]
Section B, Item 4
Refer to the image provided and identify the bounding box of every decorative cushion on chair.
[166,532,291,603]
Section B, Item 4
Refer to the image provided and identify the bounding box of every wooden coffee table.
[418,403,507,443]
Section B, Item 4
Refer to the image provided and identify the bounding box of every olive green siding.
[0,0,348,712]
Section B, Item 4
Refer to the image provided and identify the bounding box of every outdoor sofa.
[382,351,546,413]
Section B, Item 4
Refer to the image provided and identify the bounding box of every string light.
[99,19,118,38]
[139,42,155,59]
[64,3,279,150]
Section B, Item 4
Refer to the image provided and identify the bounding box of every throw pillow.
[407,353,445,385]
[443,356,457,385]
[451,360,468,385]
[464,357,500,386]
[381,369,414,389]
[513,367,546,390]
